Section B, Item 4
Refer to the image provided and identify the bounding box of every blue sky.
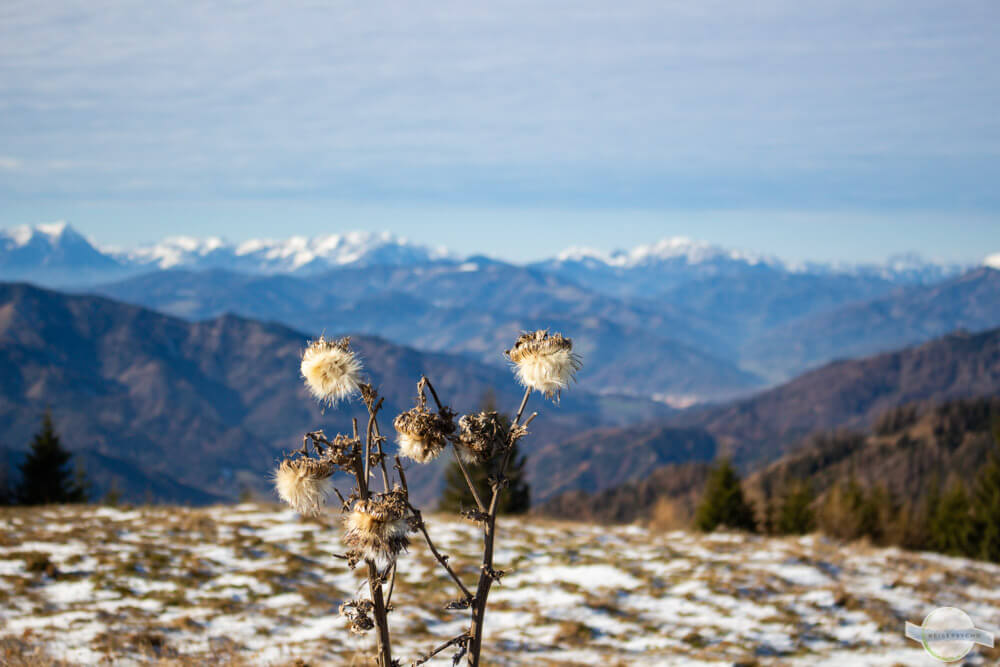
[1,0,998,262]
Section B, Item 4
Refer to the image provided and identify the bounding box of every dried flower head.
[343,496,410,571]
[300,336,362,405]
[505,330,582,399]
[393,407,454,463]
[320,433,363,470]
[273,457,334,516]
[339,599,375,634]
[455,411,509,464]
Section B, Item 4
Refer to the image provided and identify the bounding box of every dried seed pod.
[339,599,375,634]
[505,330,582,399]
[273,457,334,516]
[455,411,509,464]
[300,336,363,405]
[321,433,363,470]
[394,407,453,463]
[343,497,410,571]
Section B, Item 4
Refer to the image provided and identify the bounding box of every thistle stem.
[451,444,487,513]
[358,398,393,666]
[467,386,531,665]
[395,456,473,601]
[421,375,487,513]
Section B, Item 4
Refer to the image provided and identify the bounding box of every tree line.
[692,422,1000,563]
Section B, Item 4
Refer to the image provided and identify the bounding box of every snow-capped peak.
[984,253,1000,270]
[554,246,617,264]
[110,230,454,273]
[554,237,782,269]
[3,220,76,247]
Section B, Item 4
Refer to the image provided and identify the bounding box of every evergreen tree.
[929,479,974,557]
[438,391,530,515]
[971,437,1000,562]
[776,480,815,535]
[818,476,877,542]
[693,458,756,532]
[0,460,10,506]
[15,412,88,505]
[439,440,530,515]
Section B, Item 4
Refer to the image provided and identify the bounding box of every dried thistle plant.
[271,331,581,666]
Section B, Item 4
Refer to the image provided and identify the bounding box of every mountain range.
[0,222,452,281]
[0,282,671,505]
[672,325,1000,466]
[538,324,1000,506]
[3,222,999,403]
[3,281,999,508]
[539,395,1000,526]
[1,222,979,285]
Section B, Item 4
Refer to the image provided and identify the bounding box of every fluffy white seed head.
[397,432,443,463]
[505,330,582,399]
[273,458,333,517]
[343,501,410,571]
[393,407,451,463]
[300,336,362,405]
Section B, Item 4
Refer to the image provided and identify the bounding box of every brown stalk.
[420,376,486,512]
[395,455,474,602]
[356,395,393,667]
[412,632,470,666]
[466,386,532,665]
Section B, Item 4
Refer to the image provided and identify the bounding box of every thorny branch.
[420,376,486,513]
[412,632,470,666]
[355,389,394,667]
[466,385,533,664]
[395,456,474,603]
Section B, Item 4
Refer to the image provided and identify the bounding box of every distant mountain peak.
[984,253,1000,270]
[555,236,782,269]
[0,222,119,274]
[2,220,78,246]
[107,229,455,273]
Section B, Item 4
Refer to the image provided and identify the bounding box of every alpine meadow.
[3,0,1000,665]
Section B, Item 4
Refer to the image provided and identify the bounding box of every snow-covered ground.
[1,504,997,665]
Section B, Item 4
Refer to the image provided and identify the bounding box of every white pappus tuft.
[273,458,334,517]
[505,330,582,399]
[300,336,363,405]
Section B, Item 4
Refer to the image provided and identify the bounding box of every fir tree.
[929,479,974,557]
[0,460,10,506]
[438,391,530,515]
[971,434,1000,562]
[439,440,530,514]
[693,458,756,532]
[776,480,815,535]
[818,475,877,541]
[15,412,88,505]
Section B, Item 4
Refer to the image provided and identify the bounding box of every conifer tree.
[0,460,10,506]
[693,458,756,532]
[971,429,1000,562]
[15,412,87,505]
[929,479,974,557]
[439,441,530,514]
[776,480,815,535]
[438,390,530,515]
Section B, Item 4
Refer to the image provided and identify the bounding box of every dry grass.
[1,503,999,665]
